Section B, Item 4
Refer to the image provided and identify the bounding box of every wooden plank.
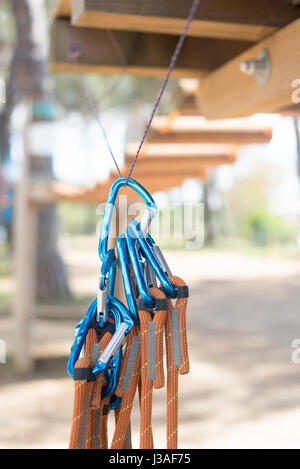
[72,0,300,42]
[151,116,273,144]
[52,170,208,204]
[125,142,237,159]
[55,0,71,17]
[151,128,272,144]
[126,156,236,173]
[50,18,252,78]
[197,18,300,118]
[278,102,300,117]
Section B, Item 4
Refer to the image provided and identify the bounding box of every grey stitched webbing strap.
[171,308,182,367]
[124,425,131,449]
[147,322,156,380]
[79,394,89,449]
[94,409,100,449]
[121,336,140,391]
[91,343,101,365]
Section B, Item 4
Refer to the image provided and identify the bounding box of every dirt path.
[1,250,300,448]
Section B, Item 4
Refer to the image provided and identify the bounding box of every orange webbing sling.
[69,326,112,449]
[110,325,140,449]
[138,287,167,448]
[164,276,189,449]
[68,278,189,449]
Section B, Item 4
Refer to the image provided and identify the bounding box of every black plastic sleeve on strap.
[102,404,110,416]
[137,297,168,312]
[73,367,96,382]
[160,285,189,299]
[90,318,115,339]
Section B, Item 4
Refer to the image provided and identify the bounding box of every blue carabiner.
[108,296,134,332]
[102,347,123,398]
[110,394,122,410]
[116,235,139,323]
[129,218,177,298]
[67,298,98,378]
[98,177,157,263]
[125,226,156,309]
[108,263,117,297]
[92,296,133,376]
[67,297,119,378]
[101,296,134,396]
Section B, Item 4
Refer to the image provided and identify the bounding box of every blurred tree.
[245,207,294,246]
[221,162,295,246]
[224,163,278,238]
[51,73,182,117]
[0,0,70,301]
[0,0,45,162]
[203,179,216,245]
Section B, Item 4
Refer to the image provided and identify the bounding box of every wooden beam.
[125,142,237,160]
[50,19,252,78]
[279,103,300,117]
[72,0,300,42]
[126,156,236,174]
[197,18,300,118]
[51,170,208,204]
[55,0,71,17]
[151,116,273,144]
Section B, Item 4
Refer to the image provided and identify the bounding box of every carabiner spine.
[96,322,129,370]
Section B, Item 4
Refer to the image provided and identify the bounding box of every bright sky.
[219,114,300,216]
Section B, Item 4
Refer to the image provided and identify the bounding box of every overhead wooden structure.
[125,142,236,163]
[51,18,253,78]
[33,165,210,205]
[197,18,300,118]
[150,115,273,144]
[51,1,300,118]
[69,1,299,42]
[29,139,240,204]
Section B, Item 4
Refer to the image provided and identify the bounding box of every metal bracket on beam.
[240,49,271,86]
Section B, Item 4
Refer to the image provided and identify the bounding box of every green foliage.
[0,242,12,277]
[57,202,97,235]
[243,207,295,246]
[0,0,16,45]
[51,73,183,116]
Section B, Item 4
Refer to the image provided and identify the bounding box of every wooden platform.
[51,0,300,117]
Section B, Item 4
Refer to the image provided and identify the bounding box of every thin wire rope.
[126,0,200,184]
[69,30,140,178]
[70,54,122,177]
